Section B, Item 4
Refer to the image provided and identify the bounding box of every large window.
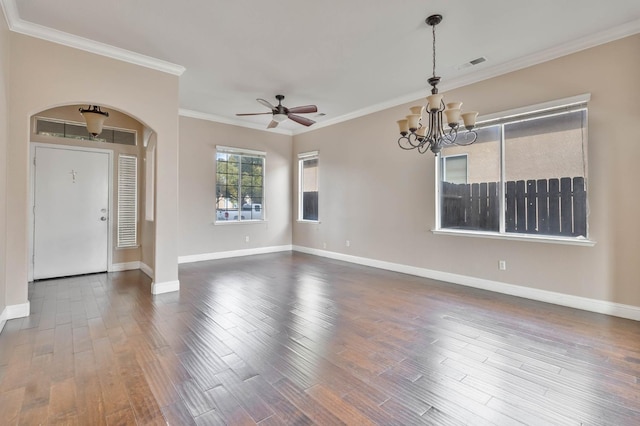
[438,98,588,240]
[298,151,319,221]
[216,146,265,222]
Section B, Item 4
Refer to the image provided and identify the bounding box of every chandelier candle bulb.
[397,119,409,135]
[427,94,444,111]
[461,111,479,129]
[407,114,421,131]
[444,108,461,126]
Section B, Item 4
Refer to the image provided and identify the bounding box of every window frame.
[442,154,468,185]
[215,145,266,224]
[434,94,595,246]
[298,151,320,223]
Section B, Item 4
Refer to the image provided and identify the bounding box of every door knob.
[100,216,107,221]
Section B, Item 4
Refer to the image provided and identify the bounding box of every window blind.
[118,154,138,248]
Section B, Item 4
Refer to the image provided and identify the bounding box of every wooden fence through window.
[441,177,587,237]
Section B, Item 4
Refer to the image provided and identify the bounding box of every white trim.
[298,150,319,159]
[477,93,591,124]
[432,229,596,247]
[0,302,31,334]
[110,261,141,272]
[290,21,640,136]
[0,0,185,76]
[179,109,292,136]
[178,245,293,264]
[140,262,154,279]
[152,280,180,295]
[292,246,640,322]
[216,145,267,157]
[0,307,6,334]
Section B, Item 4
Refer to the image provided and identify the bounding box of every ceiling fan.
[236,95,318,129]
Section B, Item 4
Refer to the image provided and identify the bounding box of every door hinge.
[33,156,36,166]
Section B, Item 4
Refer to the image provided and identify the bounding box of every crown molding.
[179,109,293,136]
[292,18,640,136]
[0,0,185,76]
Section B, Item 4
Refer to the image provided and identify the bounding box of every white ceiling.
[3,0,640,134]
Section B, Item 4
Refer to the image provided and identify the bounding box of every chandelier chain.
[432,24,436,78]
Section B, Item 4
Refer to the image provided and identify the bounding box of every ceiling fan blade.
[288,105,318,114]
[267,120,279,129]
[288,114,315,127]
[257,98,276,110]
[236,112,273,116]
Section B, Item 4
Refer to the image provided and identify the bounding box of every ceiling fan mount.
[236,94,318,129]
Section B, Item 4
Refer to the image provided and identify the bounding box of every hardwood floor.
[1,252,639,425]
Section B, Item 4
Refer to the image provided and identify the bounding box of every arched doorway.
[28,104,153,281]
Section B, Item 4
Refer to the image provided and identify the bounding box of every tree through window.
[216,146,265,222]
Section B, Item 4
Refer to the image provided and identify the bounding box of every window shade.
[118,154,138,248]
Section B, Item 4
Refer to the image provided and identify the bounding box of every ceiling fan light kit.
[236,94,318,129]
[396,14,478,155]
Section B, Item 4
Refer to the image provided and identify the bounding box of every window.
[438,97,589,240]
[36,117,137,145]
[118,154,138,247]
[443,154,468,184]
[216,146,265,222]
[298,151,319,221]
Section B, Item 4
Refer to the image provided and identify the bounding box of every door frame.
[29,142,114,282]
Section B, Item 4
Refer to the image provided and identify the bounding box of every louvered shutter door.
[118,154,138,248]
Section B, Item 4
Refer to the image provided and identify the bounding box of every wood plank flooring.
[1,252,639,425]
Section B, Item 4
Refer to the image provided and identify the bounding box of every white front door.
[33,145,110,279]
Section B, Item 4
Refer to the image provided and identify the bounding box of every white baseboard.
[0,301,31,334]
[0,307,6,334]
[178,245,293,264]
[293,245,640,322]
[140,262,154,279]
[111,261,141,272]
[152,280,180,295]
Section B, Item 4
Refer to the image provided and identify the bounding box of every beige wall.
[7,33,180,305]
[178,116,292,257]
[293,34,640,308]
[0,10,8,314]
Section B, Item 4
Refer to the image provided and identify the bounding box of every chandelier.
[79,105,109,137]
[396,14,478,155]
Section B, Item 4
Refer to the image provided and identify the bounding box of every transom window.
[298,151,319,221]
[36,117,136,145]
[437,97,589,240]
[216,146,265,222]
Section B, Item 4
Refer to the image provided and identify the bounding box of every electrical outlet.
[499,260,507,270]
[346,240,351,247]
[323,242,327,249]
[245,235,250,243]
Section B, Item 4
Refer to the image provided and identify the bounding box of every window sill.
[296,219,320,224]
[214,220,267,226]
[431,228,596,247]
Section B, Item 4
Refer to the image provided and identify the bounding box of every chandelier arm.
[418,142,431,154]
[443,126,458,145]
[454,130,478,146]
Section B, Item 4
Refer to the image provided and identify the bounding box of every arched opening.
[28,103,156,281]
